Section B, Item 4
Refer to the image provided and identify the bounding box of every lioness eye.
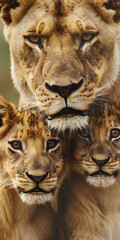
[47,139,59,149]
[110,129,120,139]
[28,36,40,43]
[8,141,22,151]
[81,32,98,43]
[25,35,43,49]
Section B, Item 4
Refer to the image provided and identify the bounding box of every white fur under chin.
[86,175,116,188]
[21,192,52,205]
[48,115,88,131]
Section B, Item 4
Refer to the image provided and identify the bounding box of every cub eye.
[78,128,90,139]
[47,139,59,150]
[25,35,43,49]
[8,141,22,151]
[110,128,120,139]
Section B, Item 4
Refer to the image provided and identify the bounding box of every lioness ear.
[0,96,16,138]
[103,0,120,22]
[0,0,20,24]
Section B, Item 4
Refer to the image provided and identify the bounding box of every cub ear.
[103,0,120,22]
[0,0,20,24]
[116,99,120,110]
[0,96,16,138]
[111,99,120,118]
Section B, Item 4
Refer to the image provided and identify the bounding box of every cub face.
[0,0,120,130]
[0,96,64,205]
[71,101,120,188]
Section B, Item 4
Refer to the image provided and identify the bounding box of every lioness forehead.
[7,0,116,27]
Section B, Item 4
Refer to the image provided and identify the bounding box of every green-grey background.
[0,20,19,106]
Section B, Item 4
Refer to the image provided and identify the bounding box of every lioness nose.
[45,78,83,100]
[26,171,48,184]
[91,157,110,167]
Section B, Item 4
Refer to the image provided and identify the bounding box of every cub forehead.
[12,109,52,139]
[18,110,42,126]
[89,103,120,129]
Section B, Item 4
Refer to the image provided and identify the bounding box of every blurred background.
[0,20,19,106]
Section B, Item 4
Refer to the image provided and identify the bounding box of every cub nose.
[26,171,48,184]
[91,157,110,167]
[45,79,83,100]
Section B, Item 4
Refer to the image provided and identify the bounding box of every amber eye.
[47,139,59,150]
[8,141,22,151]
[81,32,97,44]
[28,36,40,43]
[110,128,120,139]
[78,128,90,139]
[25,35,43,48]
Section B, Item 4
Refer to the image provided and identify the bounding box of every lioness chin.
[0,0,120,130]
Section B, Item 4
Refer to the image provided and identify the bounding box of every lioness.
[0,96,65,240]
[0,0,120,130]
[57,100,120,240]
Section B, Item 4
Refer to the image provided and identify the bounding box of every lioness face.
[1,0,120,130]
[71,102,120,188]
[0,98,64,205]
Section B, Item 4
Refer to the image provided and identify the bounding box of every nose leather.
[26,171,48,184]
[91,157,110,167]
[45,79,83,99]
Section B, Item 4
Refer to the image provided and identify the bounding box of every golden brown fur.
[57,100,120,240]
[0,96,65,240]
[0,0,120,130]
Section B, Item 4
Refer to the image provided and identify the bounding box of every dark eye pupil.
[47,139,58,149]
[48,141,54,147]
[82,130,89,136]
[78,128,90,138]
[9,141,22,150]
[111,130,119,137]
[30,36,40,43]
[26,36,43,49]
[111,129,120,138]
[83,33,92,40]
[84,130,88,134]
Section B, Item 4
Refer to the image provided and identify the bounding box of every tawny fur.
[0,188,58,240]
[57,100,120,240]
[0,0,120,129]
[0,96,65,240]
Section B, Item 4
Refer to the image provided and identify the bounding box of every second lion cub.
[57,100,120,240]
[0,96,65,240]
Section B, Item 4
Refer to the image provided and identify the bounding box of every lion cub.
[57,100,120,240]
[0,96,64,240]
